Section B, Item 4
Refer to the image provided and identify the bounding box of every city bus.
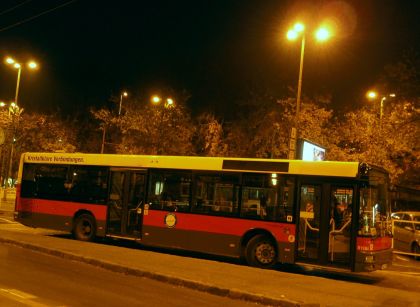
[14,152,393,272]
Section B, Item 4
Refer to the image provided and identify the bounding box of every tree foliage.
[192,112,227,156]
[224,92,332,159]
[328,102,419,185]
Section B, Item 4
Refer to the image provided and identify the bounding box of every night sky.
[0,0,419,117]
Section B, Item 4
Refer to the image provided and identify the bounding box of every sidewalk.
[0,227,419,306]
[0,197,15,218]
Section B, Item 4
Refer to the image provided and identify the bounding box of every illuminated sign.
[298,139,326,161]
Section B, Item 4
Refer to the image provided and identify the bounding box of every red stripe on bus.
[356,236,392,251]
[143,210,295,242]
[16,198,108,221]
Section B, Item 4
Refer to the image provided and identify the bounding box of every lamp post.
[118,91,128,116]
[286,23,331,159]
[4,57,37,186]
[151,95,174,154]
[366,91,396,126]
[5,57,38,108]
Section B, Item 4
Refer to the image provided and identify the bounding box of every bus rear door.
[107,169,146,238]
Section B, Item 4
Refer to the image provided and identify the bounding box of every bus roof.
[21,152,362,178]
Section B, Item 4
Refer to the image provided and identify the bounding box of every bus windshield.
[359,169,392,237]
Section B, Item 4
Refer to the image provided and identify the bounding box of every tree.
[328,102,419,186]
[225,91,333,159]
[91,90,195,156]
[192,112,227,156]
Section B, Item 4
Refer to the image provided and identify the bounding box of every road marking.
[0,218,17,224]
[396,255,410,262]
[1,288,36,299]
[0,288,50,307]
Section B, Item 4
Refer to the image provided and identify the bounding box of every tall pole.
[14,66,22,106]
[296,35,305,119]
[380,97,385,127]
[100,125,106,154]
[118,94,123,116]
[7,67,22,186]
[289,34,305,159]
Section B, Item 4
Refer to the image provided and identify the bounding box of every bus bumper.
[354,249,393,272]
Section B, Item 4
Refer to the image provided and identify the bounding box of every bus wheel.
[245,235,277,268]
[73,214,96,242]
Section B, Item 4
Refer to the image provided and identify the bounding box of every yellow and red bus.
[15,152,393,271]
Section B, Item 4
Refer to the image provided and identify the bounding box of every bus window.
[240,174,278,220]
[192,174,239,216]
[26,164,70,200]
[69,166,108,204]
[148,171,191,212]
[21,164,38,198]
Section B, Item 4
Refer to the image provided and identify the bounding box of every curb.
[0,236,314,307]
[0,210,14,218]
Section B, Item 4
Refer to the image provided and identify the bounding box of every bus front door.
[297,182,354,270]
[107,170,146,238]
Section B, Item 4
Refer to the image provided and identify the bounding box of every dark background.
[0,0,419,117]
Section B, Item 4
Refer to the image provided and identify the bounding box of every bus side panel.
[141,210,295,261]
[15,198,108,236]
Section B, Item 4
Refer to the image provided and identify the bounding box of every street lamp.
[286,23,331,159]
[118,91,128,116]
[366,91,396,125]
[4,57,37,184]
[5,57,38,108]
[151,95,174,108]
[150,95,175,154]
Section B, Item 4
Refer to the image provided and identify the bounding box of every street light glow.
[123,91,128,97]
[287,29,299,40]
[28,61,38,69]
[152,95,161,104]
[366,91,378,99]
[0,102,5,107]
[13,63,21,69]
[315,27,331,41]
[166,98,174,106]
[5,57,15,64]
[294,23,305,32]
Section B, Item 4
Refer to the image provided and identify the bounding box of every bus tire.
[245,234,277,268]
[73,213,96,242]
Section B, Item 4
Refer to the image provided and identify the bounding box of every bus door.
[328,185,354,268]
[107,170,146,238]
[297,183,323,262]
[297,181,354,269]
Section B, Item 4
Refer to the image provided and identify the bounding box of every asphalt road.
[0,244,258,307]
[1,215,419,306]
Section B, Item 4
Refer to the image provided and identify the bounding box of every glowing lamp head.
[5,57,15,64]
[28,61,38,69]
[366,91,378,100]
[13,63,21,69]
[287,29,298,40]
[294,23,305,32]
[123,92,128,97]
[152,95,161,104]
[315,27,331,41]
[166,98,174,106]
